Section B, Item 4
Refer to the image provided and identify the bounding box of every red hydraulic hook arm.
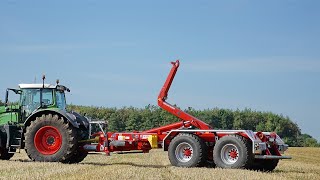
[157,60,212,130]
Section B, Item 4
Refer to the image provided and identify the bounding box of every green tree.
[67,104,315,147]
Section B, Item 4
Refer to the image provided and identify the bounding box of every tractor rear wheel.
[168,133,207,167]
[63,148,88,164]
[25,114,77,162]
[213,135,253,169]
[62,129,88,164]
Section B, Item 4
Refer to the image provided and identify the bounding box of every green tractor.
[0,77,89,163]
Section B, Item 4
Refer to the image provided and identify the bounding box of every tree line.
[67,104,320,147]
[1,99,318,147]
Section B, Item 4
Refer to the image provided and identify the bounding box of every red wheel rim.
[34,126,62,155]
[183,148,192,157]
[229,149,238,159]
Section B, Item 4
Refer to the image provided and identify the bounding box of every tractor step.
[9,138,22,153]
[255,155,292,159]
[8,146,18,153]
[8,144,21,153]
[10,145,20,147]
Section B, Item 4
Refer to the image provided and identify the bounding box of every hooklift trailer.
[85,60,291,171]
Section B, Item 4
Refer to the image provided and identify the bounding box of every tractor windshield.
[56,91,66,110]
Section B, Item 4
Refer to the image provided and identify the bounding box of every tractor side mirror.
[4,88,21,107]
[5,89,9,107]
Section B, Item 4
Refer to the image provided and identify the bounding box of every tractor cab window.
[21,89,54,117]
[56,90,66,110]
[42,89,54,106]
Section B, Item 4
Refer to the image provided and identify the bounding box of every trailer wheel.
[25,114,77,162]
[213,135,253,169]
[168,133,207,167]
[252,159,279,172]
[263,159,279,171]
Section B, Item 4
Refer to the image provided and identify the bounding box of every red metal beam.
[157,60,212,130]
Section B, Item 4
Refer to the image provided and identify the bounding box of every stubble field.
[0,147,319,180]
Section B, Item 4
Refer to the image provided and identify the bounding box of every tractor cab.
[19,83,69,121]
[1,82,70,125]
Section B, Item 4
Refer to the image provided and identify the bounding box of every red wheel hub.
[229,149,238,159]
[183,148,192,157]
[34,126,62,155]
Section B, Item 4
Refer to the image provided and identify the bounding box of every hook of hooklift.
[171,60,180,67]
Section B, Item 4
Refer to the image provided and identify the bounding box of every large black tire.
[25,114,78,162]
[168,133,207,167]
[0,128,15,160]
[0,148,14,160]
[262,159,279,171]
[250,147,279,172]
[63,148,88,164]
[251,159,279,172]
[61,128,88,164]
[213,135,253,169]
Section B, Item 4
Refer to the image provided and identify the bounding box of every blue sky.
[1,1,319,140]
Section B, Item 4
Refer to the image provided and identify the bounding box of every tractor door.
[20,88,54,121]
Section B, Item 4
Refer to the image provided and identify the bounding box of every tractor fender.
[24,109,89,129]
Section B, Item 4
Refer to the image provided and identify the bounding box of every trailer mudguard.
[24,109,89,129]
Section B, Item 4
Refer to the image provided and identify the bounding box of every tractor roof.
[19,84,57,89]
[18,84,70,92]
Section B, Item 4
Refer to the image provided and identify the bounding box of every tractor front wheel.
[25,114,77,162]
[0,148,14,160]
[0,129,15,160]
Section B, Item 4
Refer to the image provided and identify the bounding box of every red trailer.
[84,60,291,171]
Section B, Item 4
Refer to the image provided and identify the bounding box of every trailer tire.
[168,133,206,167]
[252,159,279,172]
[213,135,253,169]
[262,159,279,171]
[25,113,78,162]
[204,160,216,168]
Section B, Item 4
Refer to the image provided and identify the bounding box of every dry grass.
[0,147,319,180]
